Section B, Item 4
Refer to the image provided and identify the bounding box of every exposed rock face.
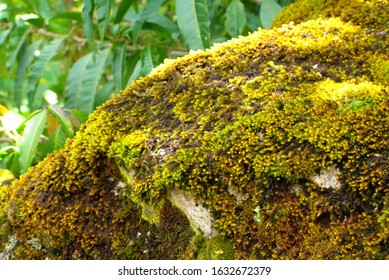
[0,0,388,259]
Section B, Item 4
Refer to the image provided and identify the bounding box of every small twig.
[0,138,14,143]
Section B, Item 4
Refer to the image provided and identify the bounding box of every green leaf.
[176,0,211,50]
[124,51,141,86]
[19,110,47,174]
[95,80,114,108]
[279,0,293,7]
[15,109,43,133]
[14,40,42,109]
[113,43,126,92]
[0,30,11,47]
[141,45,162,76]
[48,104,74,138]
[32,0,55,20]
[41,127,66,159]
[225,0,246,38]
[260,0,282,29]
[133,0,166,44]
[82,0,94,42]
[5,152,21,177]
[25,17,45,28]
[48,13,82,34]
[96,0,114,40]
[126,58,142,87]
[114,0,134,24]
[6,24,30,71]
[66,109,90,127]
[147,13,179,33]
[64,48,111,114]
[25,38,63,111]
[246,11,262,31]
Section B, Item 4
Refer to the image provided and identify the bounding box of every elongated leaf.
[25,17,45,28]
[176,0,211,50]
[15,109,43,133]
[82,0,94,42]
[96,0,114,40]
[14,40,42,109]
[95,80,114,108]
[114,0,134,24]
[0,30,11,46]
[48,104,74,138]
[64,54,90,111]
[279,0,293,6]
[246,11,262,31]
[133,0,166,44]
[225,0,246,38]
[41,127,66,159]
[124,51,141,86]
[32,0,55,20]
[5,152,21,177]
[66,109,89,128]
[64,48,111,113]
[6,25,30,71]
[25,38,63,111]
[141,45,161,76]
[260,0,282,29]
[113,43,126,92]
[127,58,142,87]
[148,13,179,33]
[19,110,47,174]
[49,12,82,34]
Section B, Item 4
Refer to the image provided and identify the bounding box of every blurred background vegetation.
[0,0,293,181]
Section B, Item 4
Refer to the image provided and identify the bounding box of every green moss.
[157,201,195,259]
[0,184,12,254]
[3,0,389,259]
[272,0,389,30]
[198,235,235,260]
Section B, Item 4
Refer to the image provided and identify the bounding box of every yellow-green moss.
[0,184,12,254]
[1,1,388,259]
[198,235,235,260]
[272,0,389,30]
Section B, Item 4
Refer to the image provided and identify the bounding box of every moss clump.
[0,184,12,255]
[198,235,235,260]
[1,0,388,259]
[156,201,195,259]
[272,0,389,30]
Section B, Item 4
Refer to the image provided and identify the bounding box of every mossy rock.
[272,0,389,30]
[1,0,388,259]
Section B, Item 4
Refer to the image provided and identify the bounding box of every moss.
[198,235,235,260]
[156,200,195,259]
[0,184,12,253]
[2,0,389,259]
[272,0,389,30]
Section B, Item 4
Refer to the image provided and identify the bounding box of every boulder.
[1,0,388,259]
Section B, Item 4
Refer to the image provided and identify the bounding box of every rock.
[169,188,217,239]
[0,0,388,259]
[311,165,342,190]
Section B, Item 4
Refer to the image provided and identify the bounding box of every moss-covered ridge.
[272,0,389,30]
[1,1,389,259]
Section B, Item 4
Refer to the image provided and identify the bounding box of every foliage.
[0,0,293,179]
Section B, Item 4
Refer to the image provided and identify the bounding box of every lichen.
[1,0,388,259]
